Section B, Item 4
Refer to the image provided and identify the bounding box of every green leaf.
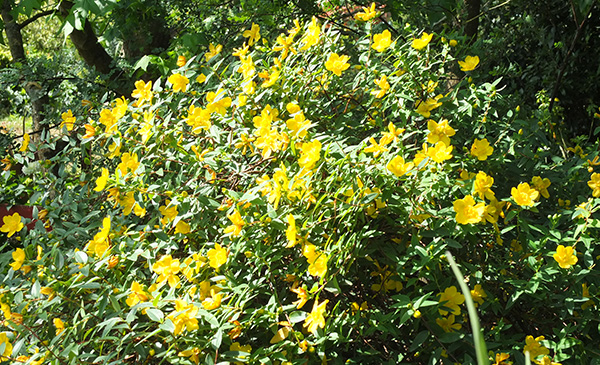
[210,328,223,350]
[145,308,164,323]
[134,55,152,72]
[289,311,307,323]
[409,331,429,352]
[74,251,88,264]
[159,318,175,333]
[100,317,122,338]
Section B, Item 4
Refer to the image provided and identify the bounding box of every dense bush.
[1,7,599,364]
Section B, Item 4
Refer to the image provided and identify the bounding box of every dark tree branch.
[18,9,55,30]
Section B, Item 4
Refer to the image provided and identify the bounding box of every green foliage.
[1,9,600,365]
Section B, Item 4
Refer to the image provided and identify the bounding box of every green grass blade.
[446,251,490,365]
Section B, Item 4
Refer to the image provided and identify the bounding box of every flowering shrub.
[1,8,600,364]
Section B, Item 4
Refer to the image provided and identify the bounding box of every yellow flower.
[531,176,551,199]
[587,172,600,197]
[273,34,296,60]
[300,17,320,50]
[242,23,261,46]
[131,80,153,105]
[303,244,328,277]
[224,210,245,237]
[19,133,30,152]
[470,138,494,161]
[41,287,55,300]
[175,220,190,234]
[126,281,150,307]
[458,55,480,71]
[205,43,222,61]
[99,109,117,135]
[412,32,433,50]
[87,216,111,258]
[354,2,377,21]
[206,88,232,115]
[535,356,562,365]
[254,126,286,159]
[201,289,222,310]
[54,318,65,335]
[436,314,462,332]
[371,75,390,98]
[185,105,212,133]
[286,111,312,139]
[308,254,328,278]
[449,39,458,47]
[380,122,405,145]
[107,255,119,269]
[470,284,487,306]
[1,213,24,238]
[286,214,297,247]
[207,243,228,269]
[493,353,511,365]
[259,68,279,88]
[152,255,181,288]
[60,109,76,131]
[511,182,539,207]
[169,299,199,335]
[176,55,187,67]
[364,137,388,157]
[179,347,200,364]
[288,18,302,38]
[9,248,25,271]
[427,119,455,145]
[113,97,128,119]
[304,298,328,334]
[1,156,13,171]
[94,167,109,192]
[159,201,178,225]
[291,284,308,309]
[453,195,485,225]
[553,245,577,269]
[426,141,453,163]
[523,335,549,359]
[0,332,13,358]
[325,53,350,76]
[168,73,189,93]
[234,133,255,155]
[387,156,414,177]
[299,139,322,171]
[9,313,22,326]
[238,55,256,80]
[372,30,392,52]
[83,124,96,139]
[117,152,140,177]
[196,74,207,84]
[474,171,495,200]
[438,286,465,315]
[415,96,443,117]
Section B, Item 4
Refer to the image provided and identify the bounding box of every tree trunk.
[58,0,116,75]
[465,0,480,44]
[58,0,130,96]
[1,0,50,143]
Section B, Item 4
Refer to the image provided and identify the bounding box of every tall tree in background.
[1,0,50,141]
